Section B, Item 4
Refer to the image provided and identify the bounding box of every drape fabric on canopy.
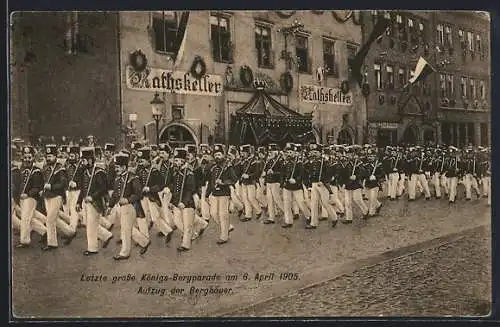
[230,89,314,146]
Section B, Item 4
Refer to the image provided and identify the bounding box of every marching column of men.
[11,137,491,259]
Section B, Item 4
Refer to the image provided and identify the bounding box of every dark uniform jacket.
[11,165,21,204]
[280,157,305,191]
[42,163,68,201]
[168,167,196,209]
[143,166,163,206]
[206,162,238,197]
[305,157,333,188]
[364,160,384,189]
[78,166,108,214]
[239,156,261,185]
[108,172,145,217]
[445,157,460,178]
[342,160,365,190]
[195,162,213,194]
[263,156,283,184]
[66,160,83,190]
[159,160,173,189]
[19,164,44,201]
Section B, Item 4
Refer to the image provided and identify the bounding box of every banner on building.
[369,122,399,129]
[126,66,223,96]
[299,85,353,106]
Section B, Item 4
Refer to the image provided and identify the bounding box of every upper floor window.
[470,78,476,99]
[475,34,482,53]
[152,11,179,53]
[323,38,337,77]
[386,65,394,89]
[408,18,414,29]
[210,14,232,63]
[445,26,453,46]
[374,64,382,89]
[440,74,446,97]
[480,80,486,99]
[346,43,358,79]
[396,14,403,24]
[460,76,467,97]
[296,34,310,73]
[255,24,273,68]
[436,24,444,44]
[171,104,185,120]
[446,74,454,97]
[398,68,406,88]
[467,31,474,51]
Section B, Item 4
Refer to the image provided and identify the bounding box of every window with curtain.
[445,25,453,47]
[255,24,272,68]
[374,64,382,89]
[346,44,358,79]
[476,34,482,53]
[398,68,405,88]
[152,11,179,53]
[440,74,446,97]
[470,78,476,99]
[296,35,310,73]
[323,38,337,77]
[210,14,232,62]
[386,65,394,89]
[467,31,474,51]
[446,74,454,98]
[480,80,485,99]
[460,76,467,97]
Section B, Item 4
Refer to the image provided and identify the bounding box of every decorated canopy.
[230,88,314,146]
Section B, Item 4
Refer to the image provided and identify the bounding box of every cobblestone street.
[230,225,491,317]
[12,188,490,318]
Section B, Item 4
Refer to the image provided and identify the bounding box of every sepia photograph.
[9,9,491,318]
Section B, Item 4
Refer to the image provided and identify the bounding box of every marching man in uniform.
[109,153,151,260]
[262,144,284,225]
[42,144,72,251]
[342,146,369,222]
[78,147,113,255]
[239,145,263,222]
[206,145,238,244]
[65,145,83,231]
[15,145,45,248]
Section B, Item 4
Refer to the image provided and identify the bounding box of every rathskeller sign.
[126,66,223,96]
[299,84,352,106]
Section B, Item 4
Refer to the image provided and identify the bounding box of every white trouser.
[44,196,64,247]
[175,207,194,249]
[135,217,150,242]
[229,185,244,213]
[141,197,152,227]
[367,187,381,215]
[18,198,39,244]
[84,202,100,252]
[266,182,284,220]
[388,172,399,199]
[441,174,449,194]
[432,172,442,198]
[464,174,481,199]
[200,185,210,220]
[448,177,458,202]
[80,209,113,242]
[344,189,368,221]
[397,173,406,196]
[283,189,310,224]
[310,183,337,226]
[418,173,431,198]
[148,199,173,236]
[256,178,267,208]
[209,195,230,242]
[13,202,47,238]
[65,190,81,232]
[241,184,262,218]
[481,176,491,205]
[119,204,148,257]
[329,185,345,213]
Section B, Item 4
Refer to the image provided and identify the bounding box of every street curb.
[216,224,489,317]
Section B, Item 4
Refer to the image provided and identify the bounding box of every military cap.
[228,146,238,156]
[137,147,151,161]
[114,153,130,166]
[22,145,35,155]
[104,143,116,152]
[284,143,294,151]
[257,146,266,154]
[80,147,95,159]
[173,148,187,160]
[213,144,225,155]
[268,143,280,152]
[131,141,143,150]
[150,144,158,151]
[240,144,251,153]
[60,145,68,153]
[45,144,58,155]
[120,149,131,156]
[69,145,80,154]
[309,143,322,151]
[294,144,303,152]
[199,144,210,152]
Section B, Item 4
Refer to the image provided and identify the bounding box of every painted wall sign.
[368,122,400,129]
[126,66,223,96]
[299,84,352,106]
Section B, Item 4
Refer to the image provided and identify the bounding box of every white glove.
[350,175,356,181]
[242,173,249,179]
[369,175,376,181]
[44,183,51,190]
[69,181,77,188]
[289,178,296,184]
[143,186,150,193]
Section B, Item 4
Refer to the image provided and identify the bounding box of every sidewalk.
[12,195,490,318]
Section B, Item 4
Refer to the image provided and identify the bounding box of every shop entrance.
[377,130,398,147]
[402,125,419,145]
[423,128,436,145]
[337,128,354,145]
[159,123,197,148]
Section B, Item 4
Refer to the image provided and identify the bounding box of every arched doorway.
[402,125,419,145]
[337,127,354,145]
[159,122,198,148]
[423,128,436,145]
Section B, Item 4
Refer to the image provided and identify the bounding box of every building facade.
[119,10,366,147]
[362,10,490,147]
[10,12,122,144]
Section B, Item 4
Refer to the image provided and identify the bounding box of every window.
[346,44,358,79]
[460,76,467,97]
[467,31,474,51]
[386,65,394,89]
[371,10,378,25]
[408,18,414,28]
[322,38,337,77]
[437,24,444,44]
[458,29,464,41]
[171,104,184,120]
[480,80,485,99]
[396,14,403,24]
[476,34,482,53]
[152,11,179,53]
[440,74,446,97]
[470,78,476,99]
[419,22,424,31]
[210,14,232,62]
[374,63,382,89]
[446,74,454,97]
[445,26,453,47]
[255,24,272,68]
[398,68,406,88]
[296,35,310,73]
